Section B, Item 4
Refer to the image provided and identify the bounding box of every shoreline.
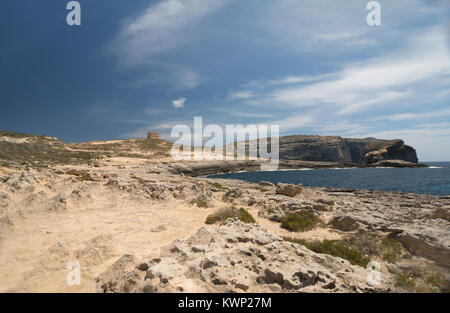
[169,159,428,177]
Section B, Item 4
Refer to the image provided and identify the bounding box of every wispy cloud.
[110,0,231,67]
[231,26,449,116]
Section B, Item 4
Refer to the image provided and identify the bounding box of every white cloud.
[253,0,446,54]
[228,91,255,99]
[111,0,230,66]
[172,97,186,108]
[233,26,449,116]
[374,107,450,122]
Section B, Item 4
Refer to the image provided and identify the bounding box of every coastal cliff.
[277,135,418,164]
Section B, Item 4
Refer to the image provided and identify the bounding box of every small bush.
[205,207,255,225]
[344,231,381,256]
[395,273,416,290]
[280,210,319,232]
[426,272,442,287]
[197,200,208,208]
[130,174,147,185]
[381,238,403,263]
[210,182,228,190]
[190,199,209,208]
[284,237,371,268]
[238,208,256,223]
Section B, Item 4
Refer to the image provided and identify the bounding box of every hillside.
[0,130,172,168]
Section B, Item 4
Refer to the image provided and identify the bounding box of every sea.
[206,162,450,196]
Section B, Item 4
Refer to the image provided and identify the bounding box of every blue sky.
[0,0,449,161]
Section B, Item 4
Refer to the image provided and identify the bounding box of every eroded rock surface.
[97,219,396,293]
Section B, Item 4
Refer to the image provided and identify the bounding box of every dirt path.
[0,197,211,292]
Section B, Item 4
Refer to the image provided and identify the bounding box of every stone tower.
[147,131,159,140]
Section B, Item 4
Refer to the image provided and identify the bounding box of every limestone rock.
[97,219,396,293]
[258,181,275,187]
[275,183,303,197]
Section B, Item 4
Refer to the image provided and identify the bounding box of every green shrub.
[395,273,416,290]
[283,237,308,246]
[381,238,403,263]
[284,237,371,268]
[210,182,228,190]
[238,208,256,223]
[280,210,319,232]
[205,207,255,225]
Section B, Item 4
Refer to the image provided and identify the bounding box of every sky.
[0,0,449,161]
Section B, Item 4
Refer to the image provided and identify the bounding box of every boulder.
[275,183,303,197]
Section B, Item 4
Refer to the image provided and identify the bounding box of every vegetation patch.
[210,182,228,190]
[280,210,320,232]
[130,174,148,185]
[344,231,381,256]
[77,171,94,182]
[205,207,256,225]
[381,238,403,263]
[395,272,416,290]
[283,237,371,268]
[426,272,443,288]
[191,199,208,208]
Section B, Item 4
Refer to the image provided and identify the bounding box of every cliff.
[277,135,418,164]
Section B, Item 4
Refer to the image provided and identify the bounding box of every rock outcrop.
[96,219,396,293]
[277,136,418,164]
[275,183,303,197]
[361,140,418,164]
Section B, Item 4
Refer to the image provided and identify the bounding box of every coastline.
[169,159,428,177]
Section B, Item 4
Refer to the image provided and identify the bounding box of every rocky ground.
[0,155,448,293]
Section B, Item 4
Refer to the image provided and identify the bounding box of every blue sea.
[207,162,450,196]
